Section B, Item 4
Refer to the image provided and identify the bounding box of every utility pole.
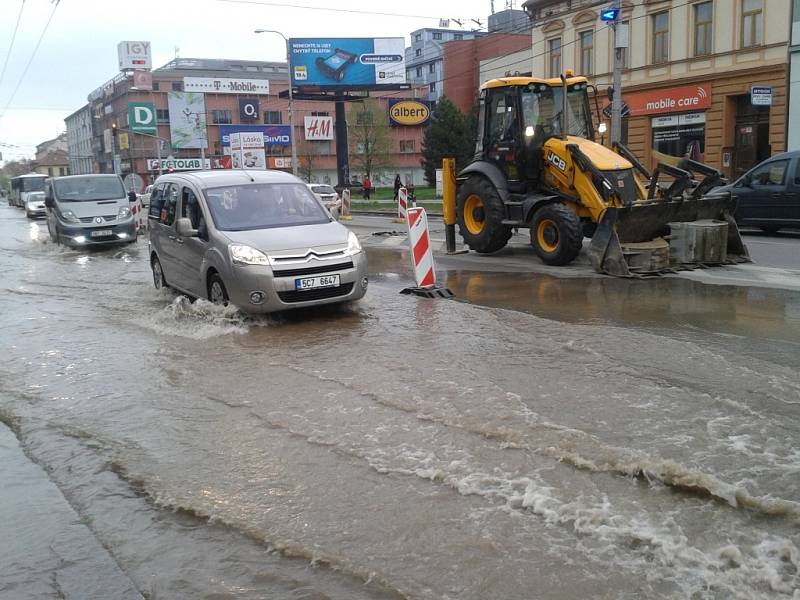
[604,2,626,146]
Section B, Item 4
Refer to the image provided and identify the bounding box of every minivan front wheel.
[151,256,167,290]
[208,273,229,306]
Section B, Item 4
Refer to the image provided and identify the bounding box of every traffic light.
[607,86,614,101]
[111,122,118,137]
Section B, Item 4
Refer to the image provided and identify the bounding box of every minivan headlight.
[230,244,269,266]
[347,231,362,254]
[118,206,131,219]
[61,209,80,223]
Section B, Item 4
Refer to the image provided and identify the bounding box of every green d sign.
[128,102,156,134]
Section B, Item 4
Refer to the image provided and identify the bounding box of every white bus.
[9,173,47,208]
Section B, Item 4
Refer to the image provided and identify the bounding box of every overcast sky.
[0,0,495,164]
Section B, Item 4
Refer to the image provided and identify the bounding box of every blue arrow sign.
[600,8,620,21]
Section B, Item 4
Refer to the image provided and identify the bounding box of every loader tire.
[456,176,512,253]
[530,203,583,266]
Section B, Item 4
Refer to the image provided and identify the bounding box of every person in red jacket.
[362,174,372,200]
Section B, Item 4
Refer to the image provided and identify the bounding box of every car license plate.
[91,229,112,237]
[295,274,340,290]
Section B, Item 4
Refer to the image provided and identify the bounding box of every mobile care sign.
[289,38,406,91]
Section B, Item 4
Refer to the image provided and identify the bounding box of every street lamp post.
[254,29,298,177]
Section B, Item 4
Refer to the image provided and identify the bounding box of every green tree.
[421,96,476,185]
[347,98,392,179]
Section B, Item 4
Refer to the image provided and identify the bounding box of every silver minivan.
[45,174,136,246]
[148,170,368,313]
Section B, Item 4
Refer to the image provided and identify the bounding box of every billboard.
[388,99,431,127]
[219,124,291,147]
[289,38,406,90]
[230,132,267,170]
[167,91,208,149]
[118,41,152,70]
[128,102,156,133]
[304,116,333,140]
[183,77,269,95]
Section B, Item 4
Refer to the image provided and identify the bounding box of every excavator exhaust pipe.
[587,191,750,277]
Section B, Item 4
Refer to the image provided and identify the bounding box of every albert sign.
[388,99,431,126]
[127,102,156,134]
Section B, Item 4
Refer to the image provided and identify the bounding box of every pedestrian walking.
[362,174,372,200]
[393,174,402,201]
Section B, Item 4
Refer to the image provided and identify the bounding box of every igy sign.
[128,102,156,134]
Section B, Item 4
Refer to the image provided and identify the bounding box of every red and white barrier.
[340,188,351,220]
[406,207,436,288]
[397,186,408,220]
[130,199,146,233]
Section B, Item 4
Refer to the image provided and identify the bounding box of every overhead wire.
[0,0,61,123]
[0,0,26,94]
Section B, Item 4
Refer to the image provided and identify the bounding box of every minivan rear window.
[54,176,125,201]
[204,183,329,231]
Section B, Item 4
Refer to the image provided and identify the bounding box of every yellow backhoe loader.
[454,74,749,276]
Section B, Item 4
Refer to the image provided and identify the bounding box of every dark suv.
[718,150,800,233]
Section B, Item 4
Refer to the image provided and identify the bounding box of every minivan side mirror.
[176,217,198,237]
[44,193,54,207]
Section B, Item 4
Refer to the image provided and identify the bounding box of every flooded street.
[1,204,799,599]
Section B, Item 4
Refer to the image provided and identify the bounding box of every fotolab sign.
[388,99,431,126]
[147,158,211,171]
[626,85,712,116]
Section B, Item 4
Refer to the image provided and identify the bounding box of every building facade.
[65,105,94,175]
[406,28,483,103]
[443,33,532,113]
[519,0,790,179]
[788,0,800,150]
[80,57,427,190]
[32,134,69,177]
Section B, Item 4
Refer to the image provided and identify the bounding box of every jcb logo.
[547,152,567,172]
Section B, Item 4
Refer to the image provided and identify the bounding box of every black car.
[717,150,800,233]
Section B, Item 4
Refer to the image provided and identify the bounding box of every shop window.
[651,112,706,164]
[212,110,232,124]
[742,0,763,48]
[548,38,562,78]
[694,2,713,56]
[264,110,282,124]
[579,30,593,75]
[157,109,169,123]
[652,11,670,64]
[750,159,789,186]
[400,140,416,153]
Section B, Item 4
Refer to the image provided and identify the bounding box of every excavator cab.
[456,75,748,276]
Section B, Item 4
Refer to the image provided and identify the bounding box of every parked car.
[44,174,137,246]
[148,170,368,313]
[306,183,342,219]
[24,191,47,219]
[715,150,800,233]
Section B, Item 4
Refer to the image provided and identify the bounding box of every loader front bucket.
[586,191,749,277]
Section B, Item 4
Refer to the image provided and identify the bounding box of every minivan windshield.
[204,183,330,231]
[54,176,125,201]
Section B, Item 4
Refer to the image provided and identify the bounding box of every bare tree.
[347,98,392,179]
[296,138,325,183]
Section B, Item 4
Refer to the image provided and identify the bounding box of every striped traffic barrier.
[130,199,146,234]
[400,207,454,299]
[340,188,352,220]
[393,186,408,223]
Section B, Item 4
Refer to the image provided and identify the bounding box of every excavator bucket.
[586,190,750,277]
